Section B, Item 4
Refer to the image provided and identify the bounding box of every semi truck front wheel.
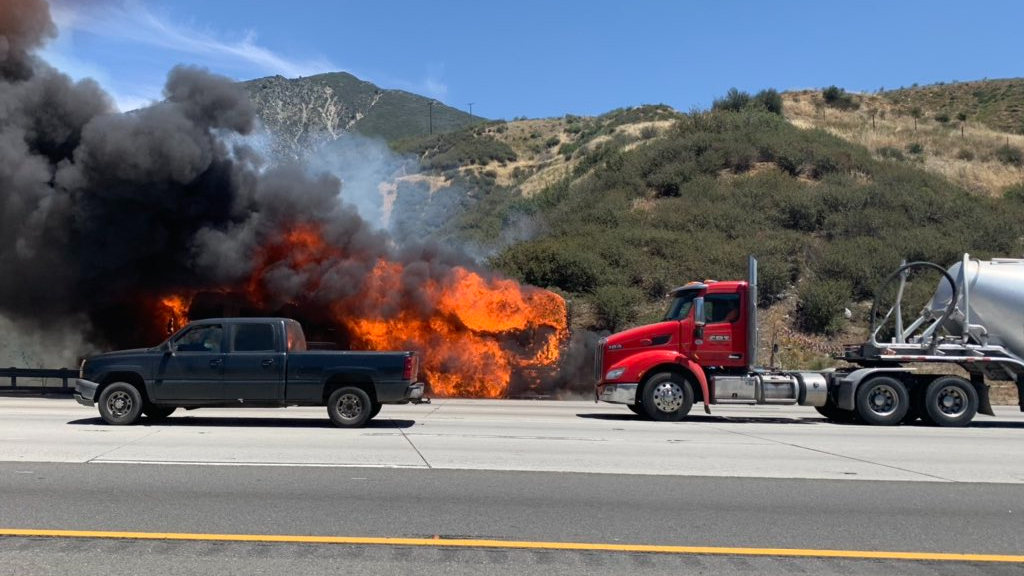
[641,372,694,422]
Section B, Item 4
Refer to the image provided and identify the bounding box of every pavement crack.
[86,427,165,463]
[393,420,431,469]
[700,423,956,482]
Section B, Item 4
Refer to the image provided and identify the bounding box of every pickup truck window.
[175,324,223,353]
[286,320,307,352]
[234,323,276,352]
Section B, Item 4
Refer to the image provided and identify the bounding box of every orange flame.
[152,223,568,398]
[158,294,191,334]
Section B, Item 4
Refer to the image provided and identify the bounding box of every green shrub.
[558,142,580,159]
[712,88,752,112]
[955,148,975,161]
[877,146,905,161]
[1004,184,1024,203]
[934,112,950,124]
[752,88,784,115]
[639,125,660,139]
[995,144,1024,166]
[590,285,642,331]
[490,242,606,293]
[822,86,859,110]
[905,142,924,155]
[544,136,560,148]
[798,279,851,335]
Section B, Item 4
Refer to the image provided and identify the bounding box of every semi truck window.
[704,294,741,324]
[664,293,697,321]
[174,325,223,353]
[234,323,276,352]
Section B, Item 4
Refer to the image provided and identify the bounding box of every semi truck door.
[697,293,745,367]
[153,323,225,401]
[222,322,286,402]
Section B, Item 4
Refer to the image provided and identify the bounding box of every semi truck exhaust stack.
[747,256,758,370]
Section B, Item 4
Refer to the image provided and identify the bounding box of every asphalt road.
[2,397,1024,574]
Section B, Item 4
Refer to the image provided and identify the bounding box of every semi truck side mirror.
[694,297,706,327]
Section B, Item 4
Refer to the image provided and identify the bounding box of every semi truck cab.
[595,258,828,421]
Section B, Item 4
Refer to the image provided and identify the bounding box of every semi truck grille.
[594,338,606,384]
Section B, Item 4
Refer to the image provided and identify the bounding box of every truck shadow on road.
[576,413,1024,428]
[67,417,416,429]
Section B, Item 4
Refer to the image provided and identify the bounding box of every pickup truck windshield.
[663,292,697,321]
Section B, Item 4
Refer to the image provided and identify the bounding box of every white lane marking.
[89,460,427,469]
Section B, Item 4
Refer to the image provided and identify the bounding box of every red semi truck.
[595,256,1024,427]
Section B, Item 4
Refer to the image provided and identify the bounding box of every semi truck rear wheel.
[854,376,909,426]
[922,376,977,427]
[641,372,693,422]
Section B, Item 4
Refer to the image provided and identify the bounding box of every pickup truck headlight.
[605,368,626,380]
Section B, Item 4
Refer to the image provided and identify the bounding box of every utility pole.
[467,102,474,125]
[428,101,434,135]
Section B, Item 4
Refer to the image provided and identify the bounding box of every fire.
[158,295,191,334]
[150,223,568,398]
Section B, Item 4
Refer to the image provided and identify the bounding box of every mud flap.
[969,373,994,417]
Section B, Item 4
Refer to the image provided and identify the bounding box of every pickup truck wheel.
[327,387,373,428]
[641,372,693,422]
[98,382,144,426]
[368,404,382,420]
[922,376,977,428]
[855,376,909,426]
[143,406,177,421]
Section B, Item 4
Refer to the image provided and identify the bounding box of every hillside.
[377,102,1024,369]
[242,72,475,157]
[782,83,1024,196]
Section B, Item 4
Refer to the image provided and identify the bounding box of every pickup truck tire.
[855,376,909,426]
[98,382,144,426]
[143,406,177,421]
[641,372,693,422]
[327,387,374,428]
[368,404,382,419]
[921,376,977,428]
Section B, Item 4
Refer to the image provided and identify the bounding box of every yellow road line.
[1,528,1022,563]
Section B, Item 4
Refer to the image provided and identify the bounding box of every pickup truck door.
[222,321,286,402]
[152,323,225,401]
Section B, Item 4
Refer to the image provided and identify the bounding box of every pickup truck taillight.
[403,355,418,380]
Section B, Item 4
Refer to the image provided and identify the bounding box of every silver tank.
[927,256,1024,357]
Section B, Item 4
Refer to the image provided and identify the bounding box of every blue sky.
[45,0,1023,118]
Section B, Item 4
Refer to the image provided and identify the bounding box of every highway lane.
[3,397,1024,482]
[2,397,1024,574]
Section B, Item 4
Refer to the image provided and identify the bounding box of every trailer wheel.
[855,376,909,426]
[641,372,693,422]
[97,382,144,426]
[327,387,373,428]
[922,376,978,427]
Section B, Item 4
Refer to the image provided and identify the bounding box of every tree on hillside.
[712,88,752,112]
[910,106,922,131]
[957,111,968,138]
[753,89,784,115]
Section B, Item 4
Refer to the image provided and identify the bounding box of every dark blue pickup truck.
[75,318,425,427]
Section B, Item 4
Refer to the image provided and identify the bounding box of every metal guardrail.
[0,368,77,394]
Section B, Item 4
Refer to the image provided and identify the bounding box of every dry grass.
[784,90,1024,196]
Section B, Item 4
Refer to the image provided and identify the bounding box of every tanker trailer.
[825,254,1024,426]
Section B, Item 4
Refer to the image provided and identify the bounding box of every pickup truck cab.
[75,318,425,428]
